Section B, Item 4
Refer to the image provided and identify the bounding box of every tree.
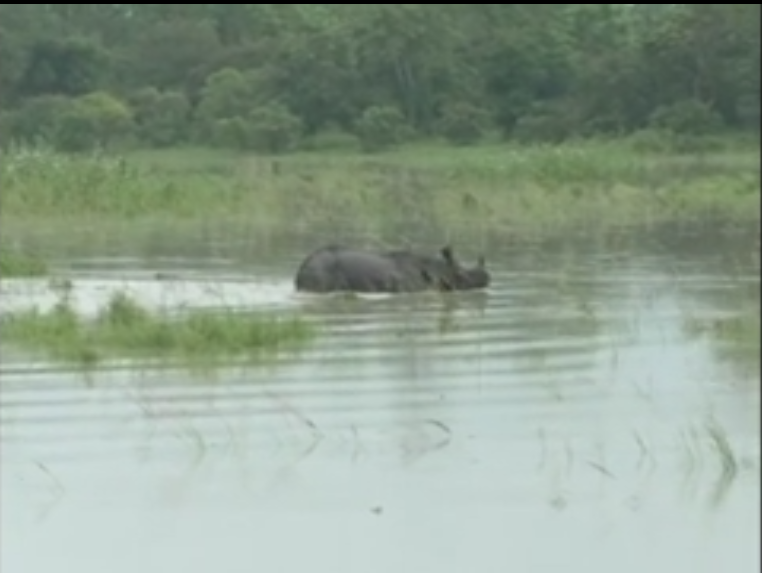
[16,38,109,98]
[0,3,758,150]
[55,91,133,151]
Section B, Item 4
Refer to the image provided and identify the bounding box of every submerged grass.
[0,248,48,277]
[684,308,761,375]
[0,136,759,251]
[0,291,315,366]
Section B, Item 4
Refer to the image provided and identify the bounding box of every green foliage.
[246,103,303,154]
[3,95,72,145]
[512,102,578,144]
[54,91,133,152]
[122,18,222,90]
[355,105,410,152]
[437,102,493,146]
[203,103,304,153]
[2,91,133,150]
[16,38,109,99]
[130,87,191,147]
[0,290,316,366]
[648,100,724,136]
[626,128,736,154]
[626,129,680,154]
[2,142,758,250]
[194,68,260,121]
[192,67,272,143]
[0,249,48,277]
[209,117,249,149]
[0,4,759,151]
[301,126,361,152]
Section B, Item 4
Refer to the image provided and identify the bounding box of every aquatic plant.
[0,290,316,366]
[0,248,48,277]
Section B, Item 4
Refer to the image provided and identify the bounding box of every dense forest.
[0,4,759,153]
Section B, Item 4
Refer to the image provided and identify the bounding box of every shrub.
[246,102,303,154]
[648,100,724,136]
[354,105,410,152]
[438,102,492,145]
[54,91,134,152]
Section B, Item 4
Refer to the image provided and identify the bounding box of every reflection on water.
[1,238,759,573]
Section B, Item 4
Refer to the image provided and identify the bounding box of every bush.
[192,67,271,143]
[626,128,678,153]
[300,126,361,152]
[246,102,303,154]
[437,102,492,145]
[736,94,760,132]
[648,100,724,136]
[54,91,134,152]
[209,116,250,149]
[511,102,577,144]
[627,127,730,154]
[2,95,72,145]
[354,105,410,152]
[130,87,191,147]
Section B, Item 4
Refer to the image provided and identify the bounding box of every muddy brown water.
[1,235,759,573]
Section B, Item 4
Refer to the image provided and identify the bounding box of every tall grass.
[0,290,316,367]
[1,137,759,251]
[0,248,48,277]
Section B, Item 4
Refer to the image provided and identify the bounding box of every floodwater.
[1,235,759,573]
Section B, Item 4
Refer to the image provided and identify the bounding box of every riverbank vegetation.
[2,137,759,250]
[1,4,758,249]
[0,290,316,366]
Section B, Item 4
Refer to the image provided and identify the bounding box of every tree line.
[1,4,759,153]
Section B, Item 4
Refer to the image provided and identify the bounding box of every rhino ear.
[441,245,455,263]
[477,255,486,268]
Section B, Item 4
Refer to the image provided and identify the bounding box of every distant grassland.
[1,136,759,253]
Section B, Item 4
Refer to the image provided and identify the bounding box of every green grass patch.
[1,136,759,252]
[0,248,48,277]
[0,291,316,367]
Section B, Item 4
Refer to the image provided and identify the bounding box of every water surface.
[1,237,759,573]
